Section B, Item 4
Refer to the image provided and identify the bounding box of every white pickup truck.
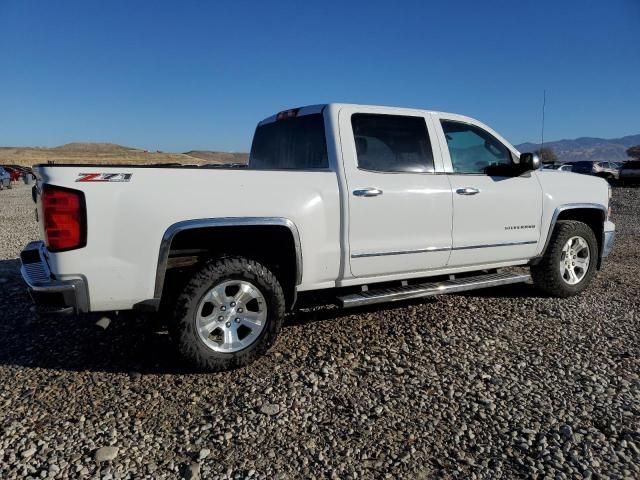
[21,104,615,371]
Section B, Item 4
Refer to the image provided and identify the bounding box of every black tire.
[531,220,598,297]
[172,256,285,371]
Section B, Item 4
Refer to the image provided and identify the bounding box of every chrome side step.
[337,272,531,308]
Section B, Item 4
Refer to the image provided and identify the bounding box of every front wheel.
[172,256,285,371]
[531,220,598,297]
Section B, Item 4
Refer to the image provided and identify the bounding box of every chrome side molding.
[352,240,537,258]
[351,246,450,258]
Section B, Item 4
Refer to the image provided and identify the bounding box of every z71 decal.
[76,173,133,182]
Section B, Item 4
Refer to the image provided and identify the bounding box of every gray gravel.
[0,183,639,479]
[0,183,40,260]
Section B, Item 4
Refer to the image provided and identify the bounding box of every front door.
[433,115,542,267]
[338,106,453,278]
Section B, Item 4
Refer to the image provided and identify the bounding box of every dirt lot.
[0,183,638,479]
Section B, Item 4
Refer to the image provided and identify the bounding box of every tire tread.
[173,256,285,371]
[531,220,597,297]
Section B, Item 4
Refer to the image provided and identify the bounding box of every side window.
[351,114,435,173]
[441,120,513,174]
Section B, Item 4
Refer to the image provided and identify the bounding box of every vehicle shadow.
[0,258,539,374]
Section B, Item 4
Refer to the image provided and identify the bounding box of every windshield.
[249,114,328,170]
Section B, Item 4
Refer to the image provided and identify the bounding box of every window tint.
[351,114,434,173]
[441,120,512,174]
[249,113,328,170]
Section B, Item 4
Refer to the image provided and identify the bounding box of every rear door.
[338,106,453,278]
[432,114,542,267]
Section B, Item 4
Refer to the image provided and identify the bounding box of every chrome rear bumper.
[20,241,89,314]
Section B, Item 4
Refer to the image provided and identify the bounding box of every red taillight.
[42,185,86,252]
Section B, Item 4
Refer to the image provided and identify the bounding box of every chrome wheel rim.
[560,236,590,285]
[195,280,267,353]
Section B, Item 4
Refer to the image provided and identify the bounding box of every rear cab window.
[249,113,328,170]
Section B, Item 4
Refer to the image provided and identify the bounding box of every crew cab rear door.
[432,113,542,267]
[338,106,452,278]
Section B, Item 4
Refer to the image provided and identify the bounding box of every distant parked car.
[619,161,640,185]
[0,167,12,190]
[571,161,618,181]
[8,165,32,175]
[541,163,572,172]
[592,161,620,180]
[9,165,35,183]
[2,166,23,182]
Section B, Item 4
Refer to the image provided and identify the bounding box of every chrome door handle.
[456,187,480,195]
[353,188,383,197]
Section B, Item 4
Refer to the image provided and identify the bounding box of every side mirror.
[520,152,541,171]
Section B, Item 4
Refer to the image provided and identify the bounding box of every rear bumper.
[20,241,89,314]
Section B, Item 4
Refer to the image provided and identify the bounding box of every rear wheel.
[531,220,598,297]
[172,256,285,371]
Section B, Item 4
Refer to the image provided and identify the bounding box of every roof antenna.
[540,89,546,152]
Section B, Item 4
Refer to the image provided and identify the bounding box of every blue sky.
[1,0,638,152]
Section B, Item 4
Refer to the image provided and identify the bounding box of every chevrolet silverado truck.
[21,104,616,371]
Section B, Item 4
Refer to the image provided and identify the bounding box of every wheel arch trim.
[153,217,303,302]
[537,202,607,260]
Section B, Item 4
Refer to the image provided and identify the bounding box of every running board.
[337,272,531,308]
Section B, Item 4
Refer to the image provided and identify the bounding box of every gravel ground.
[0,182,638,479]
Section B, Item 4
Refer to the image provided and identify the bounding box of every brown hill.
[0,143,248,167]
[52,142,139,153]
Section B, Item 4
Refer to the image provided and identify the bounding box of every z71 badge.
[76,173,132,182]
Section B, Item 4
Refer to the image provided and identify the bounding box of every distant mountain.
[516,134,640,163]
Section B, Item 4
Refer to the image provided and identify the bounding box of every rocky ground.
[0,182,638,479]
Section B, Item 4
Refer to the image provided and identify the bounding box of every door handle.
[353,188,383,197]
[456,187,480,195]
